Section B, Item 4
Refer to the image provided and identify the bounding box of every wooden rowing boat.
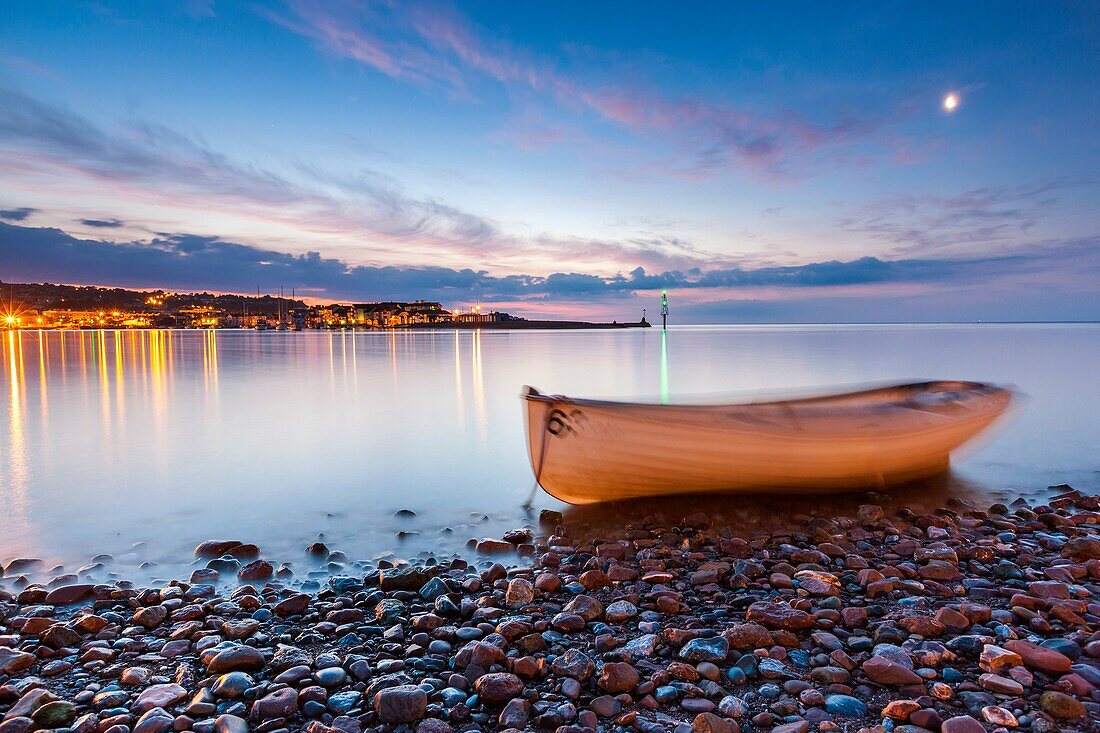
[522,381,1016,505]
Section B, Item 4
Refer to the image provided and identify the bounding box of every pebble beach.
[0,487,1098,733]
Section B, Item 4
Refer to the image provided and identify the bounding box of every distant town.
[0,281,651,330]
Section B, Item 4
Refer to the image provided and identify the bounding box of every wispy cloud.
[79,218,125,228]
[268,1,884,179]
[0,85,707,274]
[263,2,469,91]
[837,181,1082,256]
[0,52,63,81]
[0,207,37,222]
[0,87,298,206]
[491,110,592,152]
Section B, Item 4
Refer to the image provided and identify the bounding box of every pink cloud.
[270,1,879,180]
[0,85,725,277]
[265,1,468,91]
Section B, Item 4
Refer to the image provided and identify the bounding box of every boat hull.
[523,381,1015,505]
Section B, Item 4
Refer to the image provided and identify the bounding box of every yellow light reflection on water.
[97,329,111,437]
[350,330,359,399]
[453,330,464,435]
[327,330,336,396]
[78,330,87,380]
[114,331,125,420]
[340,330,349,393]
[58,331,66,387]
[3,331,29,536]
[166,329,175,378]
[37,331,48,422]
[471,330,487,440]
[148,330,170,445]
[388,329,398,384]
[136,329,146,388]
[202,329,219,398]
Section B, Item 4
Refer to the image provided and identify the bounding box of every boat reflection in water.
[523,381,1020,506]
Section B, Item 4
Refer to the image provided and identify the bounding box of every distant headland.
[0,281,650,330]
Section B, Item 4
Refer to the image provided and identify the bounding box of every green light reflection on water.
[660,327,669,404]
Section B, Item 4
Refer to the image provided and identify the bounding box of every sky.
[1,1,1098,322]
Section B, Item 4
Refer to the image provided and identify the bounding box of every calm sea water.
[1,324,1097,585]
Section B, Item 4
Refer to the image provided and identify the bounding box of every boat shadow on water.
[547,470,1032,544]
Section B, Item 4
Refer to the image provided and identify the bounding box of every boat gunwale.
[523,380,1013,413]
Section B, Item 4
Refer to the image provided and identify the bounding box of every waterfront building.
[312,304,353,328]
[454,311,508,323]
[406,300,451,323]
[353,302,405,327]
[288,307,308,330]
[352,301,453,327]
[177,306,228,328]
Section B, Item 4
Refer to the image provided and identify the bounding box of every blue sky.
[1,1,1098,321]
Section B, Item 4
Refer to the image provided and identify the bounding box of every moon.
[943,93,959,112]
